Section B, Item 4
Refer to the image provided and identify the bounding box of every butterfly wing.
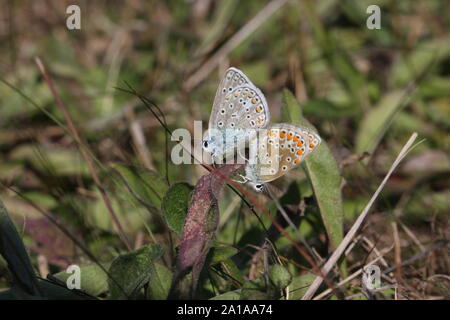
[247,123,321,184]
[209,68,270,130]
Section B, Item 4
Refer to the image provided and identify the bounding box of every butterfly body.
[203,128,250,160]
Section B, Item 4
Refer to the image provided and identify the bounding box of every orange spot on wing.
[287,133,293,140]
[297,149,303,156]
[251,98,257,104]
[310,144,315,149]
[280,132,286,139]
[294,158,301,164]
[293,136,299,142]
[297,141,303,147]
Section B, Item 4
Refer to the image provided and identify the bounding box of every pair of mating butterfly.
[202,67,321,192]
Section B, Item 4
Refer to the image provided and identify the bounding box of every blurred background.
[0,0,448,299]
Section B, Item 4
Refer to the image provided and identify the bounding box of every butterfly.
[241,123,321,192]
[202,67,321,192]
[202,67,270,161]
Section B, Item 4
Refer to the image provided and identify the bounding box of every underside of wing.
[249,124,321,184]
[210,85,270,131]
[209,68,270,130]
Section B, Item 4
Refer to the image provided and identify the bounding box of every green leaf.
[146,262,173,300]
[302,99,358,119]
[355,90,408,155]
[108,244,162,299]
[0,198,40,296]
[53,263,111,297]
[288,274,316,300]
[112,163,168,212]
[281,89,304,124]
[208,245,239,265]
[268,265,292,290]
[282,89,344,249]
[219,258,246,285]
[210,289,241,300]
[161,182,193,235]
[240,278,268,300]
[87,187,151,234]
